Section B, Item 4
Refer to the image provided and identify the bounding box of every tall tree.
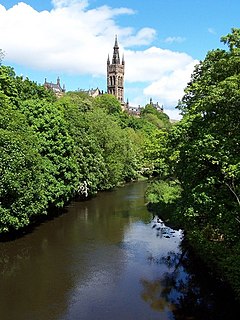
[0,97,47,233]
[167,28,240,298]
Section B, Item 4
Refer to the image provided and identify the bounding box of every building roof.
[44,77,65,96]
[78,87,102,98]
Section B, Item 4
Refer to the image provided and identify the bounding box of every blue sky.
[0,0,239,119]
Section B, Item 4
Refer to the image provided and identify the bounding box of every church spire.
[107,35,125,106]
[114,34,118,47]
[112,35,120,64]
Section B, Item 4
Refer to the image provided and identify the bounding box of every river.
[0,181,238,320]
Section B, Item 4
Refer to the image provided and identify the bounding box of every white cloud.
[164,108,182,121]
[0,2,136,75]
[125,47,197,83]
[123,28,156,47]
[143,60,198,107]
[51,0,89,9]
[164,36,186,43]
[0,1,198,114]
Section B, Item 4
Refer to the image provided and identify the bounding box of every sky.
[0,0,239,120]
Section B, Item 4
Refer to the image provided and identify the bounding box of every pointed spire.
[112,34,120,64]
[107,54,110,65]
[114,34,118,47]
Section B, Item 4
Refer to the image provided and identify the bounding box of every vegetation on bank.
[146,28,240,300]
[0,62,171,235]
[1,28,239,301]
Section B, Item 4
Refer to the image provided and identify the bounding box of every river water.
[0,181,238,320]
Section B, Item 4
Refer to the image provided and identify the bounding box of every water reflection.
[0,181,239,320]
[139,217,239,320]
[140,278,176,313]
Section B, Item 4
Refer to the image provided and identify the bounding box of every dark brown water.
[0,181,238,320]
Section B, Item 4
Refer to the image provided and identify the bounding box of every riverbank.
[147,200,240,305]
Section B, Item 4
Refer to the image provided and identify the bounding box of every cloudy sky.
[0,0,239,119]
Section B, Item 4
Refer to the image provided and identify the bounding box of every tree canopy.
[146,28,240,300]
[0,64,171,235]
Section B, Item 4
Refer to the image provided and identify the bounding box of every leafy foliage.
[18,99,80,207]
[93,93,122,114]
[147,28,240,300]
[0,66,170,235]
[0,100,47,233]
[83,107,138,188]
[146,180,182,204]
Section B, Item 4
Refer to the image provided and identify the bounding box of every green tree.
[0,66,18,103]
[0,65,56,106]
[0,62,173,236]
[62,101,141,191]
[86,107,135,188]
[60,91,93,112]
[58,96,107,196]
[0,98,47,233]
[93,93,122,114]
[166,28,240,299]
[15,75,56,102]
[141,104,171,130]
[141,129,169,177]
[18,99,79,207]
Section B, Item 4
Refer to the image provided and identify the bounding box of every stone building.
[125,100,142,116]
[44,77,65,97]
[78,87,103,98]
[107,36,125,107]
[149,98,164,112]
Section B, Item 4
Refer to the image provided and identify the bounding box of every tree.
[85,107,136,188]
[166,28,240,299]
[59,91,93,112]
[15,75,56,102]
[221,27,240,52]
[0,65,56,107]
[175,30,240,229]
[0,66,18,103]
[58,97,107,196]
[141,129,169,177]
[0,98,47,233]
[93,93,122,114]
[0,62,172,235]
[18,99,80,208]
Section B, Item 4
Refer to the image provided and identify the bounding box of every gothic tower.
[107,35,125,104]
